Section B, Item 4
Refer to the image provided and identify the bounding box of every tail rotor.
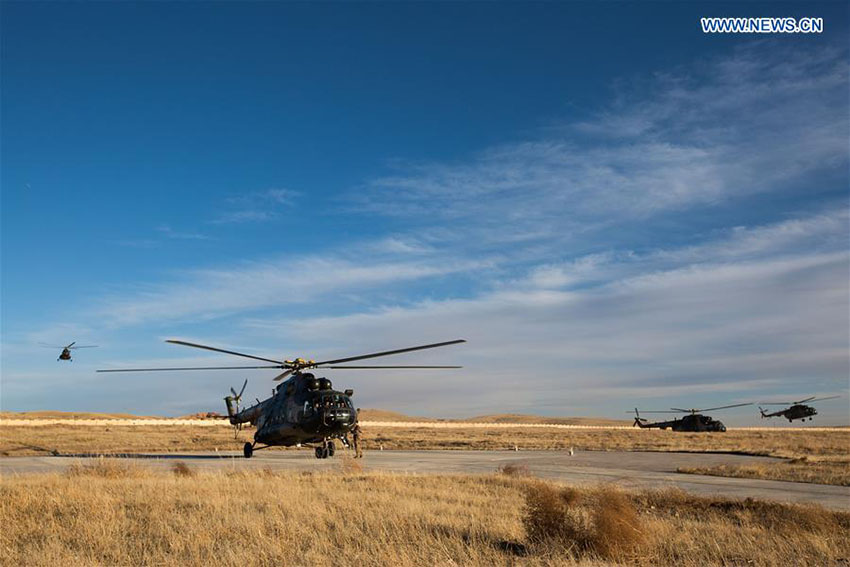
[632,408,647,428]
[224,379,248,438]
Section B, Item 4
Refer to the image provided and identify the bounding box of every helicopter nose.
[322,407,352,424]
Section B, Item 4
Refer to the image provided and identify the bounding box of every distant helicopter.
[98,338,465,458]
[629,403,752,432]
[758,396,840,422]
[41,342,98,361]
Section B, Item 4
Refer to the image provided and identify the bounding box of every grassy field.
[2,459,848,567]
[678,458,850,487]
[3,419,848,485]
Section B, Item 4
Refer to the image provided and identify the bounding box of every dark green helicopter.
[629,403,752,432]
[758,395,840,422]
[98,339,465,458]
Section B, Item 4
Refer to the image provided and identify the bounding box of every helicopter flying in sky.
[758,396,841,422]
[98,338,465,458]
[41,341,98,362]
[629,403,752,432]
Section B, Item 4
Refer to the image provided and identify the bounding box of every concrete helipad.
[2,449,848,510]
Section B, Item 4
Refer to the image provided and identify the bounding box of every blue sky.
[2,2,848,424]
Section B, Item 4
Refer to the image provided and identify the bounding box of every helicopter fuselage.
[636,413,726,432]
[228,373,356,448]
[761,404,817,422]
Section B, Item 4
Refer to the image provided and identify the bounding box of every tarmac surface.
[2,449,848,510]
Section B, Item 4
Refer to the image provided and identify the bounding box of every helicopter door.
[285,397,300,423]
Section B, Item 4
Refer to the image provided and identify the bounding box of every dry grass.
[171,461,196,477]
[3,423,848,485]
[66,458,147,479]
[2,465,848,567]
[678,457,850,486]
[4,423,847,457]
[499,462,532,477]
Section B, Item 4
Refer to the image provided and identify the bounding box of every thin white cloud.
[350,44,847,252]
[92,254,495,327]
[213,188,301,224]
[155,225,210,240]
[212,210,274,224]
[236,213,848,418]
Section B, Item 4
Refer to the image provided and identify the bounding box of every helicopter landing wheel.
[315,447,325,459]
[243,442,253,459]
[327,441,335,457]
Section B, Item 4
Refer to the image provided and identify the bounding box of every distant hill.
[0,411,162,420]
[462,414,631,426]
[357,409,436,422]
[359,410,630,426]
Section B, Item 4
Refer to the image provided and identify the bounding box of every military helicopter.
[40,342,98,361]
[629,403,752,432]
[758,396,840,422]
[98,338,465,458]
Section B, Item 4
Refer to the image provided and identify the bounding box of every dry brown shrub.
[498,463,531,477]
[588,486,644,559]
[66,458,144,478]
[522,480,589,550]
[523,481,644,560]
[171,461,195,477]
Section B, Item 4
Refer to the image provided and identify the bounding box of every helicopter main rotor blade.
[66,342,76,349]
[803,395,841,403]
[69,345,98,349]
[97,365,284,373]
[694,403,753,413]
[313,339,466,366]
[166,340,286,365]
[636,410,681,414]
[273,369,294,382]
[318,365,463,369]
[670,408,695,413]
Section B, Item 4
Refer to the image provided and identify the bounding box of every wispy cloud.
[351,43,847,254]
[213,188,301,224]
[238,212,848,418]
[93,253,495,327]
[155,225,210,241]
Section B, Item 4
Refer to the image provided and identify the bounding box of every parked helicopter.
[41,342,98,361]
[758,396,840,422]
[98,339,465,458]
[629,403,752,432]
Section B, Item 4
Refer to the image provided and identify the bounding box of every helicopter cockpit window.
[318,394,349,409]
